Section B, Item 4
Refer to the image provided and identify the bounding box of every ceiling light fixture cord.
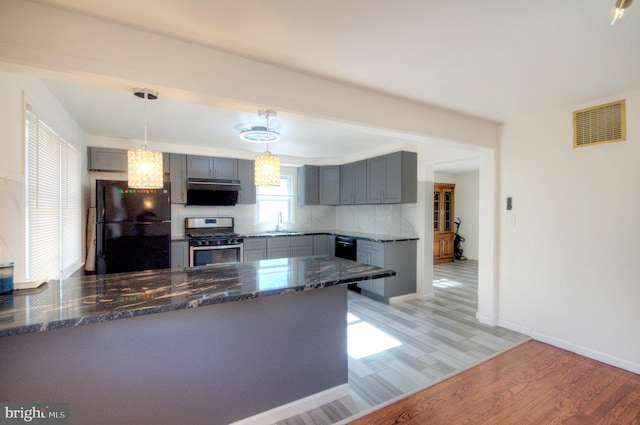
[265,112,271,152]
[143,91,148,149]
[128,88,163,189]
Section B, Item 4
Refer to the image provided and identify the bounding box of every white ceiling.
[31,0,640,169]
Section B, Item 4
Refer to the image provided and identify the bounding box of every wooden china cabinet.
[433,183,455,264]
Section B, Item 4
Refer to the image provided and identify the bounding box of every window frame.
[255,174,294,226]
[25,108,82,280]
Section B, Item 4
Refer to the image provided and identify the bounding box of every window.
[25,109,81,279]
[256,175,293,225]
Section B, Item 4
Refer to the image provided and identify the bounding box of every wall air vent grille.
[573,100,626,148]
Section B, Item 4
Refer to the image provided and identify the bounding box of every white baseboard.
[531,332,640,375]
[496,319,640,375]
[496,318,533,335]
[476,312,497,326]
[389,293,418,304]
[416,292,435,301]
[229,384,351,425]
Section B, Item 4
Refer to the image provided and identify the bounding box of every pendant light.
[128,88,163,189]
[611,0,633,25]
[241,109,281,187]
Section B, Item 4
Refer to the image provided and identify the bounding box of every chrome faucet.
[276,211,283,231]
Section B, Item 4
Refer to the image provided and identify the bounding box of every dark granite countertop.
[0,256,394,338]
[241,230,419,243]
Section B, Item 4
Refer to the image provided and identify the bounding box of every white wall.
[498,89,640,372]
[0,71,87,280]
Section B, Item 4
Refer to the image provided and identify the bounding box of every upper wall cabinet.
[366,151,417,204]
[170,153,187,204]
[339,160,367,205]
[298,165,319,205]
[186,155,238,180]
[319,165,340,205]
[88,147,169,173]
[297,151,417,206]
[237,159,256,204]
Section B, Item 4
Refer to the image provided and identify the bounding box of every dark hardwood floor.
[348,340,640,425]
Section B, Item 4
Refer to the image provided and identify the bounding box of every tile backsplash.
[336,203,417,236]
[171,202,417,237]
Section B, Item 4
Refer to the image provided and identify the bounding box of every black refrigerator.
[96,180,171,274]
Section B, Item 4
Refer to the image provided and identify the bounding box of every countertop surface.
[173,230,419,243]
[0,256,395,338]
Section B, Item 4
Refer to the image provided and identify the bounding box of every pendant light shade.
[241,109,281,187]
[128,148,164,188]
[254,150,281,186]
[611,0,633,25]
[128,88,163,189]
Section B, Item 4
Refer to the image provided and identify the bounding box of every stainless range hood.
[186,178,242,206]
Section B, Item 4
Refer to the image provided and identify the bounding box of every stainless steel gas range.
[185,217,243,267]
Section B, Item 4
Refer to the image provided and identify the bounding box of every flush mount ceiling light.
[239,109,281,143]
[243,109,281,187]
[611,0,633,25]
[128,88,164,189]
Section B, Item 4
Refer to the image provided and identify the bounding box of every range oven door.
[189,244,244,267]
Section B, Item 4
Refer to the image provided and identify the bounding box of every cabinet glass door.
[443,189,453,232]
[433,191,440,231]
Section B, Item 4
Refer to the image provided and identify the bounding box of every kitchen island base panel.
[0,285,348,425]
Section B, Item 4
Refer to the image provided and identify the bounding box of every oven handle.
[190,244,243,251]
[189,244,244,267]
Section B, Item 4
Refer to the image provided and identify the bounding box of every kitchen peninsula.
[0,256,395,425]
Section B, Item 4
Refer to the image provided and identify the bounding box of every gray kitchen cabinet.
[186,155,238,179]
[356,240,385,295]
[237,159,256,204]
[319,165,340,205]
[169,153,187,204]
[243,238,267,262]
[88,147,128,172]
[171,240,188,269]
[339,160,367,204]
[297,165,319,205]
[266,236,291,259]
[88,147,169,173]
[328,235,336,256]
[244,250,266,262]
[186,155,211,179]
[214,157,239,179]
[290,235,313,257]
[356,239,417,302]
[366,151,417,204]
[313,234,329,255]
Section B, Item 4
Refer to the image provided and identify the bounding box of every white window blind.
[61,141,81,272]
[26,109,81,279]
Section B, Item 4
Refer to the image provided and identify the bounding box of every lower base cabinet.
[290,235,313,257]
[171,241,188,269]
[357,239,416,302]
[313,235,328,255]
[267,237,291,259]
[243,235,315,262]
[243,238,267,262]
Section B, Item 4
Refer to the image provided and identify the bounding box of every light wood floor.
[275,260,529,425]
[348,340,640,424]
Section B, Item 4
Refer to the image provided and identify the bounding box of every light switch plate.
[504,214,516,225]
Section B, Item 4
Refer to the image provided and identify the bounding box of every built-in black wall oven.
[186,217,243,267]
